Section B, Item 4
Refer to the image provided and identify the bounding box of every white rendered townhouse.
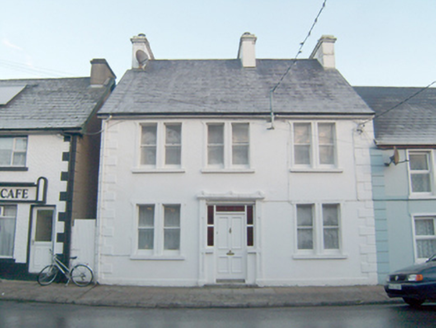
[95,33,377,287]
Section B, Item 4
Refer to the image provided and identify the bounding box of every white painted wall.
[0,134,69,264]
[96,117,377,286]
[71,219,95,268]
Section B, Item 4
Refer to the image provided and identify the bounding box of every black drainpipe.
[63,134,78,265]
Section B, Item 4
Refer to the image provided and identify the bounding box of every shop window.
[0,205,17,257]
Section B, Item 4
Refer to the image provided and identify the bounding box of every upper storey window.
[140,123,182,168]
[408,151,433,195]
[207,123,250,169]
[0,137,27,167]
[292,122,336,169]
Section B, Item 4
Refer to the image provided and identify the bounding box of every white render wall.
[96,117,377,286]
[1,134,70,264]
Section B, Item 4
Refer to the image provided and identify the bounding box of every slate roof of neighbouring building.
[99,59,374,116]
[0,77,112,131]
[354,86,436,146]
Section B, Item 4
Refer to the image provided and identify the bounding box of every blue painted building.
[355,86,436,283]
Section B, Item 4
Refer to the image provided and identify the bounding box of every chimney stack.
[309,35,337,69]
[237,32,257,68]
[90,59,116,87]
[131,33,155,69]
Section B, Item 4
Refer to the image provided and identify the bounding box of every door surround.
[198,191,264,286]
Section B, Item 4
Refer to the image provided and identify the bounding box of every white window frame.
[0,136,28,168]
[132,203,183,260]
[412,215,436,262]
[203,122,253,173]
[294,202,344,259]
[133,122,184,173]
[408,150,434,197]
[0,204,17,258]
[290,122,339,172]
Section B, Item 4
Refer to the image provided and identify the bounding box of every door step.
[216,279,245,284]
[204,279,258,288]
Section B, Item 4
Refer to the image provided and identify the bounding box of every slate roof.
[0,77,112,131]
[354,86,436,146]
[99,59,373,116]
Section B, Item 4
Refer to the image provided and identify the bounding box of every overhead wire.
[0,59,77,78]
[269,0,328,128]
[271,0,328,94]
[362,80,436,124]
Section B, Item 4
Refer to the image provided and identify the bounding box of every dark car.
[385,254,436,306]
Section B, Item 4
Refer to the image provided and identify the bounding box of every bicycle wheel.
[37,265,59,286]
[71,264,93,287]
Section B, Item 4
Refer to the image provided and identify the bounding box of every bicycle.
[37,252,94,287]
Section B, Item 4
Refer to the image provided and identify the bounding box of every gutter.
[97,112,375,120]
[374,141,436,150]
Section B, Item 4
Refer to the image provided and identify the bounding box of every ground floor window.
[414,216,436,260]
[0,205,17,257]
[296,203,341,254]
[137,204,181,253]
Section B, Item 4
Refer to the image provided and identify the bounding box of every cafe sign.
[0,177,47,203]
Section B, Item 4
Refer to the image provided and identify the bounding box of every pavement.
[0,279,400,309]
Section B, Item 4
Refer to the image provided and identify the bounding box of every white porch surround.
[197,191,264,285]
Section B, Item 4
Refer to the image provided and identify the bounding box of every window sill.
[290,168,343,173]
[130,254,185,261]
[293,253,347,260]
[408,194,436,200]
[131,167,186,174]
[0,167,28,171]
[0,257,14,261]
[201,168,255,174]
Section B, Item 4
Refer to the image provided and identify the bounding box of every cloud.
[2,38,24,51]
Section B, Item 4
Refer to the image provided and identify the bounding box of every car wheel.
[403,297,425,307]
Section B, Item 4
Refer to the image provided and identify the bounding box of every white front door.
[29,207,54,273]
[216,213,246,281]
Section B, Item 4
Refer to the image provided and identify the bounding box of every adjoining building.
[355,86,436,283]
[0,59,115,279]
